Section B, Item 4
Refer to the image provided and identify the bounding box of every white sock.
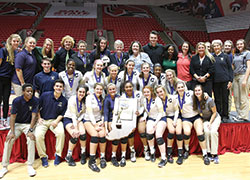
[144,145,148,152]
[67,150,72,156]
[81,146,86,154]
[149,146,155,154]
[184,144,189,151]
[202,149,207,156]
[112,152,116,157]
[100,152,105,158]
[161,153,166,160]
[121,151,126,157]
[130,146,135,152]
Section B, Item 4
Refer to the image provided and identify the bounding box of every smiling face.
[198,44,205,57]
[64,39,72,50]
[44,40,52,53]
[109,66,118,78]
[94,60,103,73]
[236,40,245,52]
[141,63,150,75]
[153,66,162,78]
[132,42,140,55]
[11,37,20,50]
[166,71,174,82]
[149,33,158,46]
[41,60,51,73]
[108,85,116,97]
[94,84,103,97]
[143,87,151,100]
[182,42,189,55]
[100,39,107,51]
[126,61,135,73]
[213,43,222,54]
[23,86,33,100]
[78,43,86,54]
[67,60,75,73]
[224,42,232,53]
[194,85,203,99]
[176,82,185,95]
[168,46,174,55]
[77,87,86,101]
[54,82,64,95]
[156,87,166,100]
[115,43,123,54]
[25,38,36,52]
[124,82,133,96]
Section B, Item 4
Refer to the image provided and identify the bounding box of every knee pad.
[146,133,154,140]
[79,134,86,141]
[156,137,165,145]
[167,133,174,140]
[140,132,146,138]
[128,132,134,138]
[70,137,78,144]
[183,134,190,140]
[121,137,128,144]
[197,134,205,142]
[99,137,106,143]
[112,140,119,145]
[90,136,99,143]
[176,134,183,141]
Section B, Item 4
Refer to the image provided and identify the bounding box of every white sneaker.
[0,167,8,178]
[144,151,150,161]
[27,166,36,177]
[130,151,136,162]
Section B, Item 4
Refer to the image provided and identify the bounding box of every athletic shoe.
[65,155,76,166]
[183,151,189,159]
[3,120,10,129]
[203,155,210,165]
[158,159,167,168]
[80,153,87,165]
[88,160,100,172]
[100,157,107,169]
[150,153,156,162]
[176,155,184,165]
[54,154,61,166]
[27,166,36,177]
[120,157,126,167]
[41,157,48,168]
[213,156,219,164]
[0,167,8,178]
[167,154,174,163]
[0,123,6,130]
[130,151,136,162]
[144,150,150,161]
[111,157,119,167]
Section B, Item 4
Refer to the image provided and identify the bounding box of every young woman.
[84,83,106,172]
[155,85,183,166]
[59,59,83,100]
[104,83,127,167]
[116,59,139,95]
[153,63,165,85]
[12,36,37,96]
[53,35,75,73]
[128,41,153,73]
[162,44,178,72]
[176,81,210,165]
[63,85,88,166]
[82,59,106,94]
[162,69,179,95]
[193,85,221,164]
[190,42,215,97]
[177,41,192,89]
[33,38,55,73]
[0,34,21,129]
[138,62,158,91]
[232,39,250,121]
[142,86,165,165]
[105,64,119,91]
[120,81,145,162]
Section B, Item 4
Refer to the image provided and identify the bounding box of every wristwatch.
[28,128,34,133]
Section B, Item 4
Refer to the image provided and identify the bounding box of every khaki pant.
[12,83,22,97]
[2,123,35,167]
[35,120,65,158]
[232,75,250,119]
[203,115,221,155]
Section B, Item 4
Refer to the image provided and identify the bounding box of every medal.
[146,98,152,112]
[178,92,185,113]
[76,96,82,113]
[94,94,102,111]
[94,71,101,83]
[66,71,75,90]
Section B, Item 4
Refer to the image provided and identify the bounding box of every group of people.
[0,30,249,177]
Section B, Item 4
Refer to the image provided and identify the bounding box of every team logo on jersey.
[186,92,190,97]
[150,78,154,82]
[118,78,121,82]
[152,99,155,104]
[58,102,62,107]
[75,73,79,78]
[136,93,140,98]
[221,57,224,61]
[168,98,172,103]
[29,106,32,111]
[134,71,137,75]
[51,76,55,80]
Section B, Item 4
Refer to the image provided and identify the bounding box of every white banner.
[45,3,97,18]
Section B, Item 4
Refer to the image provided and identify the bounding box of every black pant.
[213,81,229,118]
[191,79,213,97]
[0,77,11,118]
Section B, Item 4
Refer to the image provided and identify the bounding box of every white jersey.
[138,74,158,92]
[143,96,164,122]
[82,70,106,94]
[162,78,187,95]
[105,76,120,93]
[177,90,198,118]
[64,95,86,126]
[121,90,144,115]
[162,94,179,117]
[84,94,103,124]
[59,70,83,100]
[116,70,139,95]
[158,73,166,85]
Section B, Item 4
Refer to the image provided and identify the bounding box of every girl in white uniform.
[105,64,119,92]
[176,81,210,165]
[142,86,164,165]
[59,59,83,100]
[155,85,183,166]
[84,83,106,172]
[63,85,87,166]
[162,69,178,95]
[138,62,158,92]
[120,81,146,162]
[116,59,139,95]
[82,59,106,94]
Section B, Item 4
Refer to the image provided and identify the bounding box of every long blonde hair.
[5,34,22,65]
[196,42,215,63]
[42,38,54,60]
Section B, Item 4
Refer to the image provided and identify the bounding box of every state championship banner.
[45,3,97,18]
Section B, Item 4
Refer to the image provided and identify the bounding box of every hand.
[72,129,80,138]
[242,80,247,88]
[227,81,232,89]
[27,132,36,141]
[38,118,44,125]
[51,120,58,128]
[6,132,15,142]
[94,123,102,132]
[199,76,206,83]
[135,111,140,116]
[172,121,177,127]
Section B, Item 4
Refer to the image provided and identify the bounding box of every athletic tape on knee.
[183,134,190,140]
[79,134,86,141]
[167,133,174,140]
[146,133,154,140]
[156,137,165,145]
[90,136,99,143]
[197,134,205,142]
[176,134,183,141]
[70,137,78,144]
[99,137,106,143]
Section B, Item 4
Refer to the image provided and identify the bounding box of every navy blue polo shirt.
[11,95,39,124]
[103,95,119,122]
[39,91,68,120]
[0,48,17,78]
[33,71,59,95]
[12,48,37,85]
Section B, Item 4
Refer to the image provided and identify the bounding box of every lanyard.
[146,98,152,112]
[66,71,75,90]
[94,94,102,111]
[143,74,151,87]
[76,96,82,113]
[94,71,101,83]
[178,92,185,113]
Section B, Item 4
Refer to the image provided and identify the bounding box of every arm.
[16,69,25,85]
[0,58,2,66]
[226,55,233,89]
[242,60,250,88]
[86,95,97,125]
[155,98,164,124]
[103,98,110,123]
[209,106,217,125]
